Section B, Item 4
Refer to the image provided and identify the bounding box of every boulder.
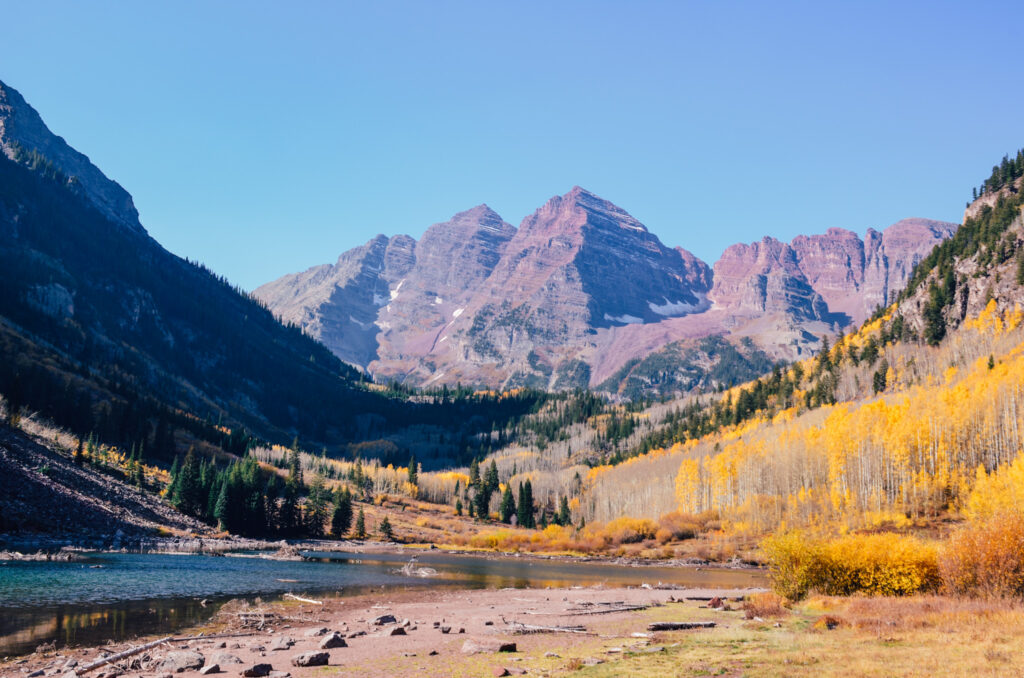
[159,651,205,673]
[461,640,517,655]
[290,653,329,668]
[210,653,243,666]
[199,664,221,675]
[303,628,328,638]
[241,664,273,677]
[269,636,294,651]
[372,614,397,625]
[319,633,347,649]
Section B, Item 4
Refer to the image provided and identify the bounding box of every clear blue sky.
[2,1,1022,290]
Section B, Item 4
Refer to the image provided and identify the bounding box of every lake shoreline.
[0,533,765,571]
[0,584,764,676]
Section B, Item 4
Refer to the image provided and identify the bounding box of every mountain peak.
[0,79,143,232]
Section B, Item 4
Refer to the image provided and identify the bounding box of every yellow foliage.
[762,531,940,600]
[964,457,1024,521]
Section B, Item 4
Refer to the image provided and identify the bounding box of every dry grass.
[574,594,1024,677]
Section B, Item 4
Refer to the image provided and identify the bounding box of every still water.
[0,550,765,655]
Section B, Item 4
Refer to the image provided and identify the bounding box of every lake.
[0,549,766,655]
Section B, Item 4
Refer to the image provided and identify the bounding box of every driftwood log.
[77,636,172,674]
[284,593,323,605]
[647,621,717,631]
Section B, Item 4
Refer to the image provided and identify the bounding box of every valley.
[2,63,1024,677]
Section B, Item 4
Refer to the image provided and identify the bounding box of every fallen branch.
[507,621,591,635]
[646,621,717,631]
[284,593,323,605]
[562,604,654,616]
[78,636,171,674]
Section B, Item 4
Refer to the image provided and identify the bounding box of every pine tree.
[484,460,499,495]
[557,495,571,526]
[517,482,536,528]
[74,438,84,465]
[407,454,418,486]
[500,484,516,523]
[355,507,367,539]
[872,359,888,394]
[455,498,463,516]
[288,440,304,487]
[469,458,480,486]
[172,448,204,518]
[304,474,329,537]
[278,476,300,536]
[330,487,353,538]
[214,478,231,531]
[379,515,395,541]
[474,485,491,520]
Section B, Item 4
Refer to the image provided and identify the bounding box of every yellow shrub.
[762,531,939,600]
[596,517,658,545]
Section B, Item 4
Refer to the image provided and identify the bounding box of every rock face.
[712,219,955,327]
[257,192,957,394]
[0,80,142,231]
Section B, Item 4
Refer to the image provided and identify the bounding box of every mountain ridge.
[258,190,956,394]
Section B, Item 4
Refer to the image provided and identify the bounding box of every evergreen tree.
[74,438,84,465]
[407,454,418,486]
[872,359,888,394]
[213,478,231,531]
[304,474,329,537]
[330,487,353,538]
[354,507,367,539]
[484,460,499,494]
[455,498,463,516]
[500,484,516,523]
[516,481,535,528]
[469,458,480,486]
[172,448,204,518]
[557,495,571,526]
[474,485,491,520]
[287,442,304,487]
[278,476,301,536]
[379,515,395,541]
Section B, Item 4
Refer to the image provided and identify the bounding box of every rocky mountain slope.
[0,78,466,457]
[0,81,142,232]
[258,189,955,394]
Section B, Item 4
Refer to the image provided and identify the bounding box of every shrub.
[657,511,702,541]
[940,512,1024,598]
[761,531,827,600]
[743,592,788,619]
[762,531,940,600]
[599,517,658,545]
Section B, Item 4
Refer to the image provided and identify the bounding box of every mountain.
[0,82,142,232]
[259,189,956,395]
[0,78,518,461]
